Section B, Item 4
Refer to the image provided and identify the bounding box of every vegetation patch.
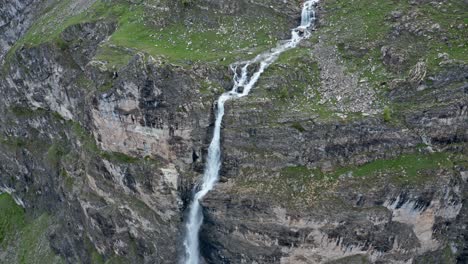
[108,11,285,64]
[6,107,143,167]
[9,106,44,117]
[0,194,25,245]
[93,45,134,70]
[6,0,291,67]
[331,152,453,186]
[0,194,63,263]
[247,47,344,122]
[16,214,64,264]
[382,106,392,122]
[0,133,50,155]
[101,151,139,164]
[47,143,69,166]
[290,122,306,132]
[235,151,458,207]
[60,169,75,191]
[322,0,467,93]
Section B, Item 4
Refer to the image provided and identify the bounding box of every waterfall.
[182,1,319,263]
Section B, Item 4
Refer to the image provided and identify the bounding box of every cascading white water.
[182,1,319,263]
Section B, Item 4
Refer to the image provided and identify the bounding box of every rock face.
[0,0,467,263]
[0,0,41,60]
[0,2,213,262]
[0,0,96,61]
[198,60,467,263]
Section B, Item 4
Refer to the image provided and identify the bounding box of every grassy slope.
[0,194,25,244]
[322,0,467,86]
[229,0,467,207]
[234,150,462,208]
[2,0,467,259]
[6,0,290,67]
[0,194,63,264]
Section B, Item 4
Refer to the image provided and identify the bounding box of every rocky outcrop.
[0,0,41,60]
[196,1,468,261]
[0,0,96,61]
[202,165,466,263]
[0,14,215,264]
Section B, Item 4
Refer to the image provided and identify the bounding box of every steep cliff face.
[0,0,466,263]
[200,0,468,263]
[0,0,43,60]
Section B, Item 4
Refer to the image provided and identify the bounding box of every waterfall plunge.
[182,1,319,263]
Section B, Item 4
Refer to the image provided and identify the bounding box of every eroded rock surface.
[0,0,466,263]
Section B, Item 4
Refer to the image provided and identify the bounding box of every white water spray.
[182,1,319,263]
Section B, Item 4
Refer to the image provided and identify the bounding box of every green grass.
[16,215,64,264]
[322,0,399,89]
[104,256,131,264]
[0,134,50,155]
[290,122,306,132]
[418,1,468,69]
[235,151,457,207]
[5,0,290,67]
[328,254,370,264]
[383,106,392,122]
[0,194,25,245]
[330,151,453,185]
[47,143,68,167]
[93,45,134,70]
[0,194,63,263]
[84,237,105,264]
[314,0,468,127]
[70,121,100,154]
[180,0,193,7]
[109,13,284,65]
[441,245,457,264]
[0,136,26,150]
[97,82,114,93]
[325,0,396,43]
[16,0,134,45]
[3,0,137,70]
[60,169,75,191]
[322,0,467,94]
[101,151,139,164]
[244,46,345,122]
[10,106,43,117]
[416,245,457,264]
[75,74,96,91]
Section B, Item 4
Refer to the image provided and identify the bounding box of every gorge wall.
[0,0,467,263]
